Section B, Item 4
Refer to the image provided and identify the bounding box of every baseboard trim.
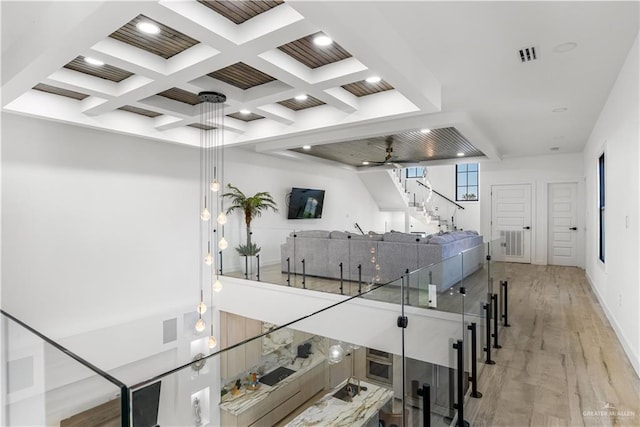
[585,271,640,377]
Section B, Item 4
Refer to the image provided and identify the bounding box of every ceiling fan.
[362,136,410,168]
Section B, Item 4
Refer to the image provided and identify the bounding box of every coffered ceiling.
[2,1,638,167]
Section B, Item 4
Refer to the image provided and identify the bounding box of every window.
[599,153,605,263]
[456,163,478,201]
[405,166,425,179]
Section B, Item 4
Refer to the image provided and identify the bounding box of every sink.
[332,382,367,402]
[259,366,296,386]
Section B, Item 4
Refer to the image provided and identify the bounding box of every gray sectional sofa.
[280,230,484,291]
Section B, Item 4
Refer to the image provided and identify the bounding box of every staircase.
[358,168,451,233]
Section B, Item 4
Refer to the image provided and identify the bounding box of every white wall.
[2,113,201,338]
[583,33,639,376]
[479,153,585,266]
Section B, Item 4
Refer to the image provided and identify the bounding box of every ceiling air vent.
[518,46,537,63]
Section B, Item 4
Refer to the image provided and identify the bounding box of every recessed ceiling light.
[552,107,568,113]
[302,145,311,150]
[365,76,382,84]
[420,128,431,134]
[550,147,560,151]
[136,21,160,35]
[84,57,104,66]
[295,94,308,101]
[313,35,333,47]
[553,42,578,53]
[239,109,251,115]
[362,161,370,165]
[457,152,465,157]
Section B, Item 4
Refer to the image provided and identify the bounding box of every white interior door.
[548,182,579,266]
[491,184,532,263]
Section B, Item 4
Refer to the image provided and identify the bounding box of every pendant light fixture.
[196,91,226,342]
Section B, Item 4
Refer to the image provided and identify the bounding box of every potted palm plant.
[223,184,278,256]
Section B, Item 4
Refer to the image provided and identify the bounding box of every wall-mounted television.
[288,187,325,219]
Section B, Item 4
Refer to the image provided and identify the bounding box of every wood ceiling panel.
[227,112,264,122]
[109,15,199,59]
[197,0,283,24]
[278,33,352,69]
[341,80,394,97]
[118,105,161,118]
[188,123,216,130]
[289,127,485,167]
[157,87,201,105]
[207,62,276,90]
[64,56,134,82]
[277,95,325,111]
[33,83,89,100]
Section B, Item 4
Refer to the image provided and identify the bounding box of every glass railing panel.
[461,244,489,317]
[401,256,465,427]
[128,287,407,427]
[2,311,126,427]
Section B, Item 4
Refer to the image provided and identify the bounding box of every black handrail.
[416,181,465,210]
[1,309,127,389]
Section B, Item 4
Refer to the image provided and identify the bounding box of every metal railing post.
[467,322,482,398]
[286,257,291,286]
[483,298,495,364]
[492,293,502,349]
[339,262,344,295]
[256,254,260,281]
[501,280,511,327]
[301,258,306,289]
[452,339,468,427]
[417,383,431,427]
[357,264,362,293]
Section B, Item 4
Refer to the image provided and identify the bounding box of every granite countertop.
[284,379,394,427]
[219,352,326,416]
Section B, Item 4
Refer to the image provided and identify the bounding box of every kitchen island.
[284,379,394,427]
[219,353,326,426]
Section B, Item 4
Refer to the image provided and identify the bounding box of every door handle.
[523,226,531,230]
[569,227,577,230]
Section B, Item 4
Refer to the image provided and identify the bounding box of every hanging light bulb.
[218,237,228,250]
[375,274,381,282]
[370,256,376,263]
[370,247,376,254]
[212,278,223,293]
[217,212,227,225]
[197,301,207,315]
[375,264,381,271]
[328,343,345,364]
[200,207,211,221]
[210,179,220,192]
[208,335,218,349]
[195,318,206,332]
[204,251,213,265]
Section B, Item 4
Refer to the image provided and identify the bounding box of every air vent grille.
[518,46,537,63]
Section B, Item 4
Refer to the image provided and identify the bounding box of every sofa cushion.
[330,231,369,240]
[294,230,331,239]
[383,231,423,243]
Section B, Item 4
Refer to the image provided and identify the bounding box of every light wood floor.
[466,263,640,427]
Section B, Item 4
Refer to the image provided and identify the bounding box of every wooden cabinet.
[244,317,262,371]
[220,312,263,380]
